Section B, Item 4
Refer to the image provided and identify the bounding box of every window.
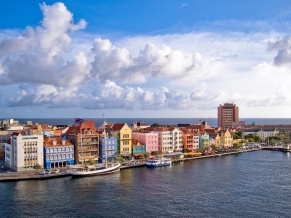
[123,134,129,138]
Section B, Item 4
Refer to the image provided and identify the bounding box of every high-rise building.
[218,103,239,129]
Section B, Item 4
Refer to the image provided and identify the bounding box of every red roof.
[44,137,72,147]
[111,123,126,131]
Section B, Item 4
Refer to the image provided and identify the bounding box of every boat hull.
[146,158,171,168]
[70,163,121,177]
[146,163,171,168]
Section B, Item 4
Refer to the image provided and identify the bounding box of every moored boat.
[283,144,291,152]
[69,162,121,177]
[146,156,171,168]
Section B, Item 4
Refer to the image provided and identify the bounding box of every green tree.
[236,131,244,138]
[33,163,42,172]
[196,148,203,153]
[245,134,261,142]
[150,123,162,127]
[283,137,290,145]
[144,152,150,159]
[270,139,275,145]
[231,132,240,139]
[210,144,217,151]
[233,143,241,149]
[151,151,159,156]
[116,154,125,162]
[87,159,95,165]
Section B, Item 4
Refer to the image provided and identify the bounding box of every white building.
[243,128,279,140]
[171,127,184,152]
[152,127,184,153]
[5,133,44,172]
[0,119,23,131]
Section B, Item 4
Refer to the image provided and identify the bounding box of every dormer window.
[62,140,66,145]
[52,140,57,146]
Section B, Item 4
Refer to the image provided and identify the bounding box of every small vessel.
[283,144,291,152]
[146,156,171,168]
[69,162,121,177]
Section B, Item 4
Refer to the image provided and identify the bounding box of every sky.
[1,1,291,118]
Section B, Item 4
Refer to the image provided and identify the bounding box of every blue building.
[200,132,210,149]
[99,131,118,163]
[43,137,74,169]
[132,142,146,158]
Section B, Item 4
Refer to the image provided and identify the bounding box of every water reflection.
[1,151,291,217]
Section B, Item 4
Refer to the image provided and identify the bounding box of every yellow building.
[216,129,233,147]
[111,123,132,158]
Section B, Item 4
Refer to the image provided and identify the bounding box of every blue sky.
[0,1,291,118]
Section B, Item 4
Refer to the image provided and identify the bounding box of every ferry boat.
[146,157,171,168]
[69,162,121,177]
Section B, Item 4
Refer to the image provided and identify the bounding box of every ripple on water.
[1,150,291,218]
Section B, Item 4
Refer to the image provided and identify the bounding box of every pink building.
[132,131,159,154]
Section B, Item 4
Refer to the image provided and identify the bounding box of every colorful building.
[200,132,210,149]
[111,123,132,158]
[132,131,159,154]
[132,139,146,158]
[66,119,100,165]
[43,137,74,169]
[219,129,233,147]
[99,130,118,163]
[181,129,200,152]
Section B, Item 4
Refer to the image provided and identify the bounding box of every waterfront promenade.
[0,148,262,182]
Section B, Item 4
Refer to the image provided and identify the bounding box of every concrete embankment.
[173,148,261,163]
[0,172,70,182]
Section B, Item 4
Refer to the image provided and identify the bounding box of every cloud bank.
[1,2,291,117]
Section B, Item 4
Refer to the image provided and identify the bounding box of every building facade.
[132,131,159,154]
[243,128,279,140]
[151,127,183,153]
[111,123,132,158]
[132,141,146,157]
[99,131,118,163]
[218,103,239,129]
[217,130,233,147]
[66,119,100,165]
[43,137,74,169]
[5,133,44,172]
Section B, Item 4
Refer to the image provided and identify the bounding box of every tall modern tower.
[218,103,239,129]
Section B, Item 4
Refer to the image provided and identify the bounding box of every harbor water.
[1,150,291,217]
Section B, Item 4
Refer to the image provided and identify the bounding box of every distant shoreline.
[1,117,291,127]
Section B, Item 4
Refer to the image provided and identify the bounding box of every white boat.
[146,157,171,168]
[283,144,291,152]
[69,162,121,177]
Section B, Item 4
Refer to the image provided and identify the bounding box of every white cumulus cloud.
[0,2,88,87]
